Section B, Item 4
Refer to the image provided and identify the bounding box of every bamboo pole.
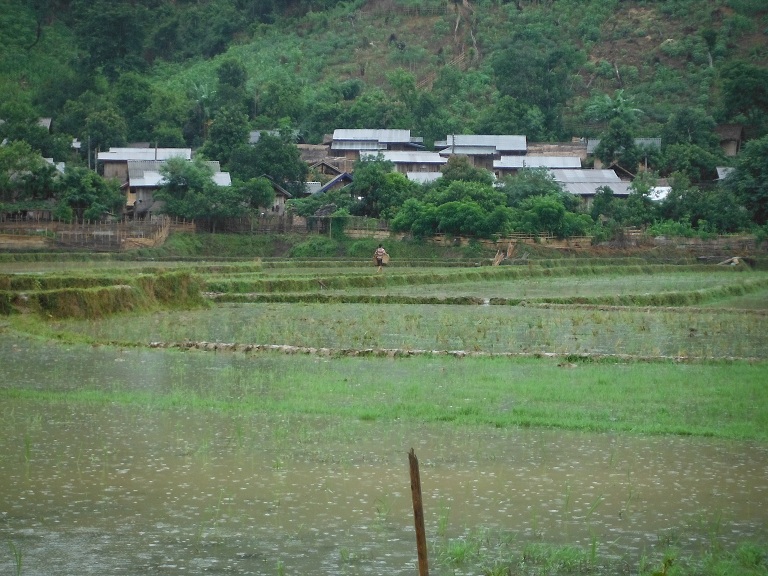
[409,448,429,576]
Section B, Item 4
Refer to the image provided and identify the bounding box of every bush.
[289,236,341,257]
[348,239,380,258]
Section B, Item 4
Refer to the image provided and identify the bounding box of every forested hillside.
[1,0,768,237]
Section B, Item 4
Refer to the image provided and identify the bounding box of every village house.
[328,129,425,171]
[715,124,745,157]
[97,147,192,183]
[265,179,292,215]
[494,155,581,178]
[550,168,632,207]
[307,158,343,178]
[127,160,231,218]
[315,172,354,195]
[435,134,527,170]
[372,150,448,174]
[526,139,588,160]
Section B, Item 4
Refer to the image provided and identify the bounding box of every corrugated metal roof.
[318,172,353,194]
[127,160,229,187]
[98,148,192,162]
[559,181,632,197]
[495,156,581,169]
[550,169,621,183]
[305,181,323,195]
[438,146,498,156]
[716,166,734,180]
[331,140,385,151]
[379,151,447,164]
[649,186,671,201]
[249,129,300,144]
[333,129,412,143]
[407,172,443,183]
[129,169,165,188]
[212,172,231,186]
[441,134,527,151]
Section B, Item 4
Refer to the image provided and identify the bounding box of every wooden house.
[316,172,354,195]
[127,160,230,217]
[550,169,631,207]
[266,180,292,215]
[494,156,581,178]
[374,150,447,174]
[329,129,424,168]
[715,125,745,157]
[308,158,343,177]
[98,147,192,184]
[435,134,527,170]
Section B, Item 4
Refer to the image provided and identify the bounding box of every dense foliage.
[1,0,767,238]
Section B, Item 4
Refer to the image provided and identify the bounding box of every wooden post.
[409,448,429,576]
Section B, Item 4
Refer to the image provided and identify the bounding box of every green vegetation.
[1,0,768,239]
[2,239,768,573]
[3,350,765,440]
[0,270,205,318]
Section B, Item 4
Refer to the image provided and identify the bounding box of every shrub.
[289,236,341,257]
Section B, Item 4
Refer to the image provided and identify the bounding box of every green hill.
[2,0,767,148]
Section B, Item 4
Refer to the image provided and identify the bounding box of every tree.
[720,62,768,135]
[0,100,71,159]
[57,167,124,220]
[590,186,617,222]
[71,0,148,77]
[340,88,410,129]
[516,194,567,237]
[722,135,768,225]
[426,180,505,213]
[347,155,396,218]
[145,88,191,144]
[288,187,357,218]
[0,141,56,202]
[86,108,128,153]
[662,107,718,150]
[585,89,643,125]
[661,173,749,233]
[199,105,249,167]
[229,131,308,196]
[501,168,563,207]
[490,35,581,136]
[662,143,720,183]
[156,157,247,230]
[235,177,275,212]
[213,58,253,118]
[474,96,547,141]
[439,155,494,187]
[595,118,640,173]
[113,72,153,141]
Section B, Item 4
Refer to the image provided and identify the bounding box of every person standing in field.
[374,244,388,272]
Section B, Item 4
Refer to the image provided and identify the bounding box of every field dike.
[208,276,768,307]
[145,341,761,362]
[202,263,733,293]
[0,271,205,318]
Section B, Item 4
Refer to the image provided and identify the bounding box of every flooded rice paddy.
[1,339,767,575]
[50,302,768,360]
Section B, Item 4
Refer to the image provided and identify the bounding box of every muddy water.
[1,343,767,575]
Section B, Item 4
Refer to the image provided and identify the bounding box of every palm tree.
[585,89,643,125]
